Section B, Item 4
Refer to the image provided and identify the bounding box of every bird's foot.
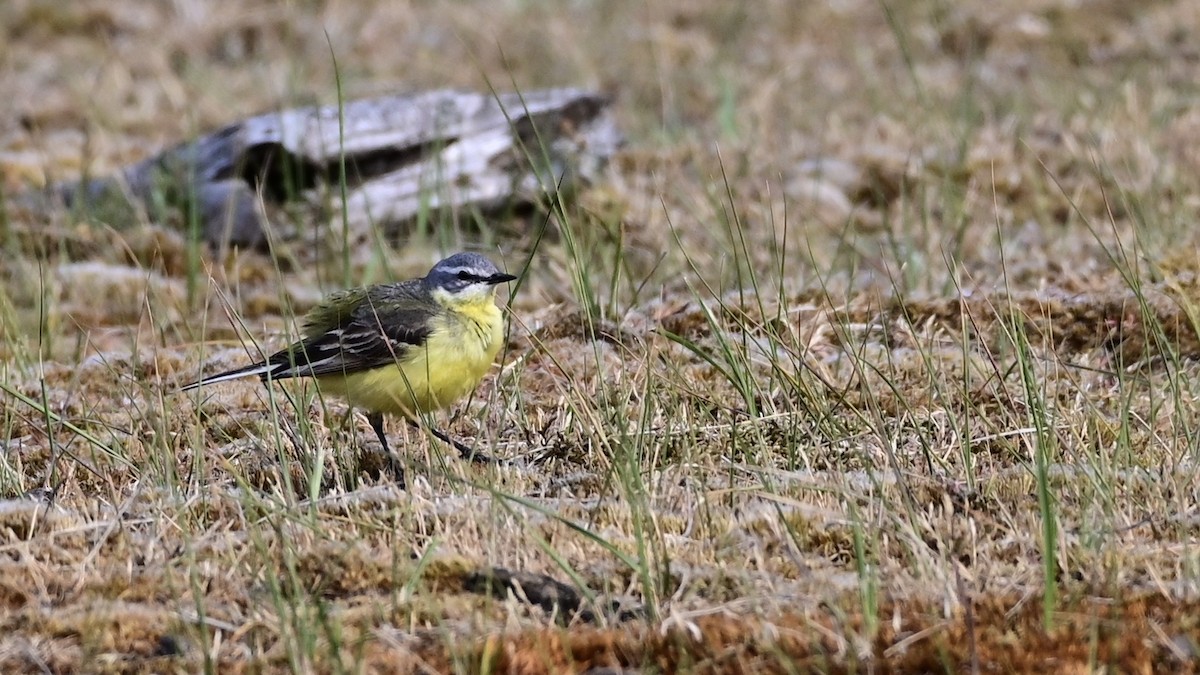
[356,446,407,488]
[385,454,407,487]
[426,426,506,466]
[452,441,504,466]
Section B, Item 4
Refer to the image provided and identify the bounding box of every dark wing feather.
[261,282,436,380]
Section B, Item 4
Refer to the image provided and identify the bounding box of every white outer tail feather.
[179,363,276,391]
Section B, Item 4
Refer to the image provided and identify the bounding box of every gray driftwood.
[54,88,621,248]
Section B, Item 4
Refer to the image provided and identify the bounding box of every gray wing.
[262,283,436,379]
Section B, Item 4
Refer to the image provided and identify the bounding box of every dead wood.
[46,88,621,249]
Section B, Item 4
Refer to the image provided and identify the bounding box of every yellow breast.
[316,300,505,418]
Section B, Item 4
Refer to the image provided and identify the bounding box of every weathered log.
[51,88,621,248]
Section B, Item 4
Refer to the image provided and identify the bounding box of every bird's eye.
[456,271,472,280]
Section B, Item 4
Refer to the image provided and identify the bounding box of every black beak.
[488,272,519,284]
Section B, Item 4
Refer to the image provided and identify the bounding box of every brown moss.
[412,594,1195,674]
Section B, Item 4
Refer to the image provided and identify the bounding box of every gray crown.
[424,252,510,292]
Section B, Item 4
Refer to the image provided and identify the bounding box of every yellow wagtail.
[181,252,518,482]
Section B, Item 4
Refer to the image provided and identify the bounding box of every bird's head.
[425,252,518,306]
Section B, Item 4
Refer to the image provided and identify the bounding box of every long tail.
[179,362,277,392]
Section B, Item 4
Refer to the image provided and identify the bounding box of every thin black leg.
[368,411,406,485]
[367,411,390,453]
[408,419,502,465]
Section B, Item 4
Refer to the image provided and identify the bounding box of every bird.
[181,252,518,483]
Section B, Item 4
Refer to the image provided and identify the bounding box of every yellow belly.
[314,305,504,417]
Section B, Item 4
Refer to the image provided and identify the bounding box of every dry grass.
[4,0,1200,671]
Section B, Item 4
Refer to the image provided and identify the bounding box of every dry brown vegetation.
[4,0,1200,672]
